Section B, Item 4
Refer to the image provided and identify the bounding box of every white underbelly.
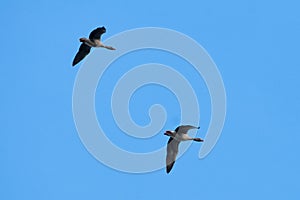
[174,134,190,141]
[94,40,103,47]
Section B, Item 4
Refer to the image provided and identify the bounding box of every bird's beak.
[164,131,172,136]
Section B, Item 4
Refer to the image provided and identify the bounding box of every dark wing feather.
[89,27,106,41]
[72,43,91,66]
[166,137,180,174]
[166,161,175,174]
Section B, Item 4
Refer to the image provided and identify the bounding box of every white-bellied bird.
[164,125,204,174]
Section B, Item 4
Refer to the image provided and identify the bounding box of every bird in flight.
[164,125,204,174]
[72,26,116,66]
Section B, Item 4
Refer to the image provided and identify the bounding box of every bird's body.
[80,38,103,47]
[168,131,197,141]
[72,27,116,66]
[164,125,203,174]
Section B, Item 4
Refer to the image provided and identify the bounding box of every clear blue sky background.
[1,0,300,199]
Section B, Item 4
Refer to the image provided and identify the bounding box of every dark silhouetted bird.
[72,26,116,66]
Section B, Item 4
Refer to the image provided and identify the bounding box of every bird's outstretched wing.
[72,43,91,66]
[176,125,200,134]
[166,137,180,174]
[89,27,106,41]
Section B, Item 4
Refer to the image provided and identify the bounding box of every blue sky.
[1,0,300,199]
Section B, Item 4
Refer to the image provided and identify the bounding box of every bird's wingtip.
[166,162,175,174]
[197,126,200,129]
[72,60,79,67]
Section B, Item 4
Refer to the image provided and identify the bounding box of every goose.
[164,125,204,174]
[72,26,116,66]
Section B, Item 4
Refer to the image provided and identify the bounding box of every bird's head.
[164,130,175,137]
[193,138,204,142]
